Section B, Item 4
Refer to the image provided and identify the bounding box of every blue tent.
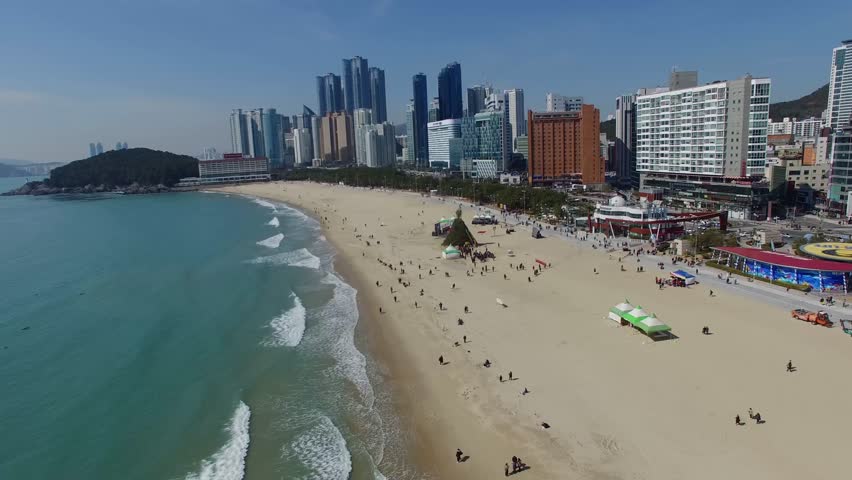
[671,269,697,284]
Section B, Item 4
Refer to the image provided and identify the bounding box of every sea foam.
[248,248,321,270]
[267,217,280,227]
[263,294,306,347]
[185,401,251,480]
[251,198,278,212]
[281,415,352,480]
[256,233,284,249]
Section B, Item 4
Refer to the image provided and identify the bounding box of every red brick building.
[527,105,603,185]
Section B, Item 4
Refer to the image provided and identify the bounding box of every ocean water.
[0,178,415,479]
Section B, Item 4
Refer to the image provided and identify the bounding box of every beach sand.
[222,181,852,479]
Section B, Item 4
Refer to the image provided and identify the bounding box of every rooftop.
[713,247,852,272]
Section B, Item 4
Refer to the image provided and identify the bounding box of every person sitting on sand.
[458,318,464,326]
[484,359,491,368]
[522,387,529,395]
[464,306,469,313]
[456,449,463,462]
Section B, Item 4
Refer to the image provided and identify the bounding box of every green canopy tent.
[636,314,671,335]
[608,300,634,323]
[442,246,462,259]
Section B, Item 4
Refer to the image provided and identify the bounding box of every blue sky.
[2,0,850,162]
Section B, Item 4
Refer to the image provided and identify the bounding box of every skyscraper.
[429,97,440,123]
[405,101,416,165]
[115,142,122,151]
[828,40,852,129]
[504,89,525,151]
[438,62,463,120]
[467,86,486,116]
[412,73,429,168]
[293,128,313,167]
[428,119,463,170]
[96,142,103,155]
[261,108,283,167]
[230,109,250,154]
[369,67,387,123]
[461,109,510,176]
[122,142,128,150]
[342,56,371,114]
[614,94,638,188]
[310,115,323,166]
[89,143,97,157]
[354,108,374,166]
[316,73,343,116]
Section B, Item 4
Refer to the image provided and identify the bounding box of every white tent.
[442,246,461,259]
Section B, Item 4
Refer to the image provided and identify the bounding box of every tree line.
[282,167,596,219]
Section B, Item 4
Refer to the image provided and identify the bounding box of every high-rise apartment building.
[354,108,374,166]
[546,93,583,112]
[342,57,371,114]
[361,123,396,168]
[261,108,283,167]
[428,119,463,170]
[438,62,463,120]
[505,89,526,151]
[527,105,603,185]
[828,40,852,129]
[467,86,487,116]
[614,94,638,188]
[828,125,852,203]
[89,143,97,157]
[369,67,387,123]
[310,116,323,166]
[316,73,343,116]
[230,108,284,165]
[405,101,416,165]
[96,142,104,155]
[636,76,771,184]
[412,73,429,168]
[230,109,250,155]
[333,113,354,163]
[293,128,313,167]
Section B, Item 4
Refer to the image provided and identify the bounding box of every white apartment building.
[504,89,526,151]
[361,122,396,168]
[635,76,771,180]
[546,93,583,112]
[427,119,463,170]
[828,40,852,129]
[292,128,313,167]
[354,108,374,166]
[768,116,823,138]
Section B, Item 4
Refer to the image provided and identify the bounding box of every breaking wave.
[184,401,251,480]
[263,294,306,347]
[251,198,278,212]
[281,416,352,480]
[267,217,280,227]
[247,248,321,270]
[257,233,284,249]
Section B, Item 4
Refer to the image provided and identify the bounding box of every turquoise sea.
[0,178,415,479]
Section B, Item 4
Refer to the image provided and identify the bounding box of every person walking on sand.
[439,302,443,311]
[439,355,444,365]
[456,449,463,462]
[499,374,503,382]
[735,414,742,425]
[463,335,467,343]
[505,462,509,476]
[787,360,794,372]
[509,371,513,380]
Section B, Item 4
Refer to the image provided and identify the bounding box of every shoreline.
[221,181,852,480]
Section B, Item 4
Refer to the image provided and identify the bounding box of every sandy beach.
[222,181,852,480]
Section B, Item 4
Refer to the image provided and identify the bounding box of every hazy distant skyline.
[2,0,851,161]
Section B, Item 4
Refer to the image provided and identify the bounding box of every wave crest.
[263,295,306,347]
[281,416,351,480]
[247,248,321,270]
[185,401,251,480]
[257,233,284,249]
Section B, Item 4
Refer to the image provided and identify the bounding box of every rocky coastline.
[2,181,175,196]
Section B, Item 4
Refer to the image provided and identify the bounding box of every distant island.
[3,148,198,196]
